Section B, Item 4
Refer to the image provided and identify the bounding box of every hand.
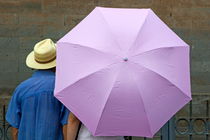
[67,113,81,140]
[12,127,18,140]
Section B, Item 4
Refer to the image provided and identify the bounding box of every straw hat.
[26,39,56,69]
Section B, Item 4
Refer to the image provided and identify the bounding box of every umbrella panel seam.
[57,42,122,59]
[128,9,150,53]
[94,65,122,134]
[55,62,122,99]
[130,46,189,58]
[130,68,153,136]
[129,61,191,99]
[96,8,123,52]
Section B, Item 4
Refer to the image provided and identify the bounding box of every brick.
[190,8,210,20]
[192,19,210,30]
[176,103,190,117]
[98,0,154,8]
[170,8,193,29]
[191,61,210,73]
[18,52,33,73]
[152,6,173,17]
[191,40,210,61]
[0,25,17,37]
[14,25,42,37]
[14,46,33,75]
[0,87,14,96]
[191,49,210,61]
[172,7,210,21]
[19,13,64,26]
[0,52,19,73]
[157,16,174,29]
[59,0,95,15]
[172,28,192,42]
[190,29,210,40]
[0,0,42,14]
[171,16,192,29]
[0,1,20,13]
[171,0,210,8]
[171,0,194,8]
[172,7,193,20]
[192,0,210,7]
[42,0,58,7]
[18,61,32,73]
[42,26,69,40]
[19,37,42,52]
[94,0,99,5]
[191,84,210,93]
[0,72,20,88]
[64,15,86,28]
[19,0,42,13]
[18,71,33,83]
[42,0,59,13]
[96,0,112,7]
[153,0,173,7]
[191,102,208,117]
[191,72,210,85]
[0,13,18,25]
[192,39,210,49]
[0,37,20,52]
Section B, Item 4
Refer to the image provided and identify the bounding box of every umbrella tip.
[123,58,128,62]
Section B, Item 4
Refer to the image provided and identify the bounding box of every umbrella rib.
[128,9,150,52]
[57,42,122,59]
[94,67,122,134]
[131,46,189,58]
[129,61,191,99]
[56,61,121,96]
[130,70,153,136]
[96,8,123,52]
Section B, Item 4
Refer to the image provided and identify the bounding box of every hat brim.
[26,51,56,69]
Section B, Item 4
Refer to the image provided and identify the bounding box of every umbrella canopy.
[54,7,191,138]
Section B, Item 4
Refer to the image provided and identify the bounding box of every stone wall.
[0,0,209,101]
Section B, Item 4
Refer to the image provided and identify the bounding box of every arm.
[67,113,81,140]
[60,105,70,140]
[63,124,67,140]
[12,127,18,140]
[6,88,21,140]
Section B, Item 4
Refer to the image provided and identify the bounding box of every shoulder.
[14,77,33,93]
[10,78,34,102]
[14,75,55,97]
[25,75,55,86]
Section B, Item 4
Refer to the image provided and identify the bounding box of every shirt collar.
[32,70,55,77]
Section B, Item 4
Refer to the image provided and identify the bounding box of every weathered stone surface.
[0,13,18,25]
[0,1,208,93]
[15,25,42,37]
[42,25,68,40]
[0,25,17,37]
[0,37,20,52]
[64,14,86,28]
[0,2,209,140]
[19,13,64,26]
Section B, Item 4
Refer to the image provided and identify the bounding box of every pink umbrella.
[54,7,192,138]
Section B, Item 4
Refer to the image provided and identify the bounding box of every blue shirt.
[6,70,69,140]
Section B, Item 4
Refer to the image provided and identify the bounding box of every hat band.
[35,56,56,64]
